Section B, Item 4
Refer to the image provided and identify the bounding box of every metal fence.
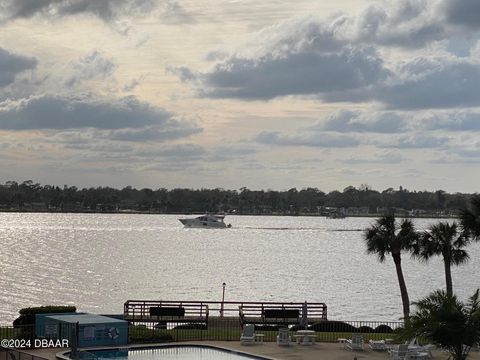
[128,318,404,343]
[0,347,48,360]
[1,318,404,347]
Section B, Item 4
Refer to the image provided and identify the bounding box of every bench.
[239,305,301,326]
[150,307,185,317]
[263,309,300,323]
[124,301,209,326]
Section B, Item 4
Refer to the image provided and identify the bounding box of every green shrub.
[19,306,76,316]
[14,306,76,326]
[129,325,173,343]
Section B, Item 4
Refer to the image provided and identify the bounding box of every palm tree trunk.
[392,253,410,322]
[444,257,453,297]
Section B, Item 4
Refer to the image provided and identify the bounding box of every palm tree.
[403,289,480,360]
[414,222,469,297]
[461,195,480,240]
[364,214,418,321]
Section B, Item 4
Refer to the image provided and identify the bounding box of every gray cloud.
[170,13,390,101]
[197,47,388,100]
[64,51,116,88]
[0,95,191,130]
[65,142,134,153]
[318,109,408,133]
[0,0,156,23]
[352,0,445,48]
[0,48,37,87]
[159,0,193,24]
[377,58,480,109]
[135,144,205,159]
[377,134,451,149]
[173,3,453,102]
[107,124,202,142]
[442,0,480,29]
[255,131,360,148]
[421,112,480,131]
[314,109,480,134]
[207,146,257,162]
[339,151,404,164]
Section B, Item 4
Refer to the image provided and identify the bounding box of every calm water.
[86,347,265,360]
[0,213,479,325]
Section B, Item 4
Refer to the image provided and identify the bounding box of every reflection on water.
[90,347,263,360]
[0,213,478,324]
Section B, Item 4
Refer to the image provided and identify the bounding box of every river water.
[0,213,478,325]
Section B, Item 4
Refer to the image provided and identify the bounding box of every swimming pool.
[71,345,272,360]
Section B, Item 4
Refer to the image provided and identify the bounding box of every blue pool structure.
[36,313,128,347]
[63,345,272,360]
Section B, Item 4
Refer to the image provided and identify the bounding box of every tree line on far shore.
[0,180,473,215]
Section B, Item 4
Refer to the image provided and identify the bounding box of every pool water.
[79,346,269,360]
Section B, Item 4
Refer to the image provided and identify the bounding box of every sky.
[1,0,480,193]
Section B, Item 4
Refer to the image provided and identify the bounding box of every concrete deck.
[18,342,480,360]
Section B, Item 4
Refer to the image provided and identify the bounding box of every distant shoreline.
[0,209,458,219]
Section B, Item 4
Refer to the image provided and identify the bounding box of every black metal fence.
[0,347,48,360]
[128,318,404,343]
[1,318,404,348]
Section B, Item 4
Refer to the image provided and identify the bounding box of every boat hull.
[179,218,227,228]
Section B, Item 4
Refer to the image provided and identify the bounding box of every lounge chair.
[344,333,364,351]
[389,344,408,359]
[240,324,256,345]
[369,339,387,351]
[276,328,291,346]
[407,338,435,358]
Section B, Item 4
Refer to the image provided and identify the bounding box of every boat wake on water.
[242,226,363,231]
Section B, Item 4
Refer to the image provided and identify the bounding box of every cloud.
[159,0,194,24]
[421,111,480,131]
[314,108,480,134]
[339,151,404,164]
[377,134,451,148]
[0,47,37,87]
[318,109,408,133]
[201,47,388,100]
[106,124,202,142]
[207,146,257,162]
[171,3,480,107]
[351,0,445,48]
[377,57,480,109]
[442,0,480,29]
[65,142,134,153]
[64,51,116,88]
[0,95,198,131]
[171,14,390,101]
[255,131,360,148]
[0,51,118,101]
[0,0,156,23]
[135,143,205,158]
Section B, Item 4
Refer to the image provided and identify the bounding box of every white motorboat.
[179,214,232,228]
